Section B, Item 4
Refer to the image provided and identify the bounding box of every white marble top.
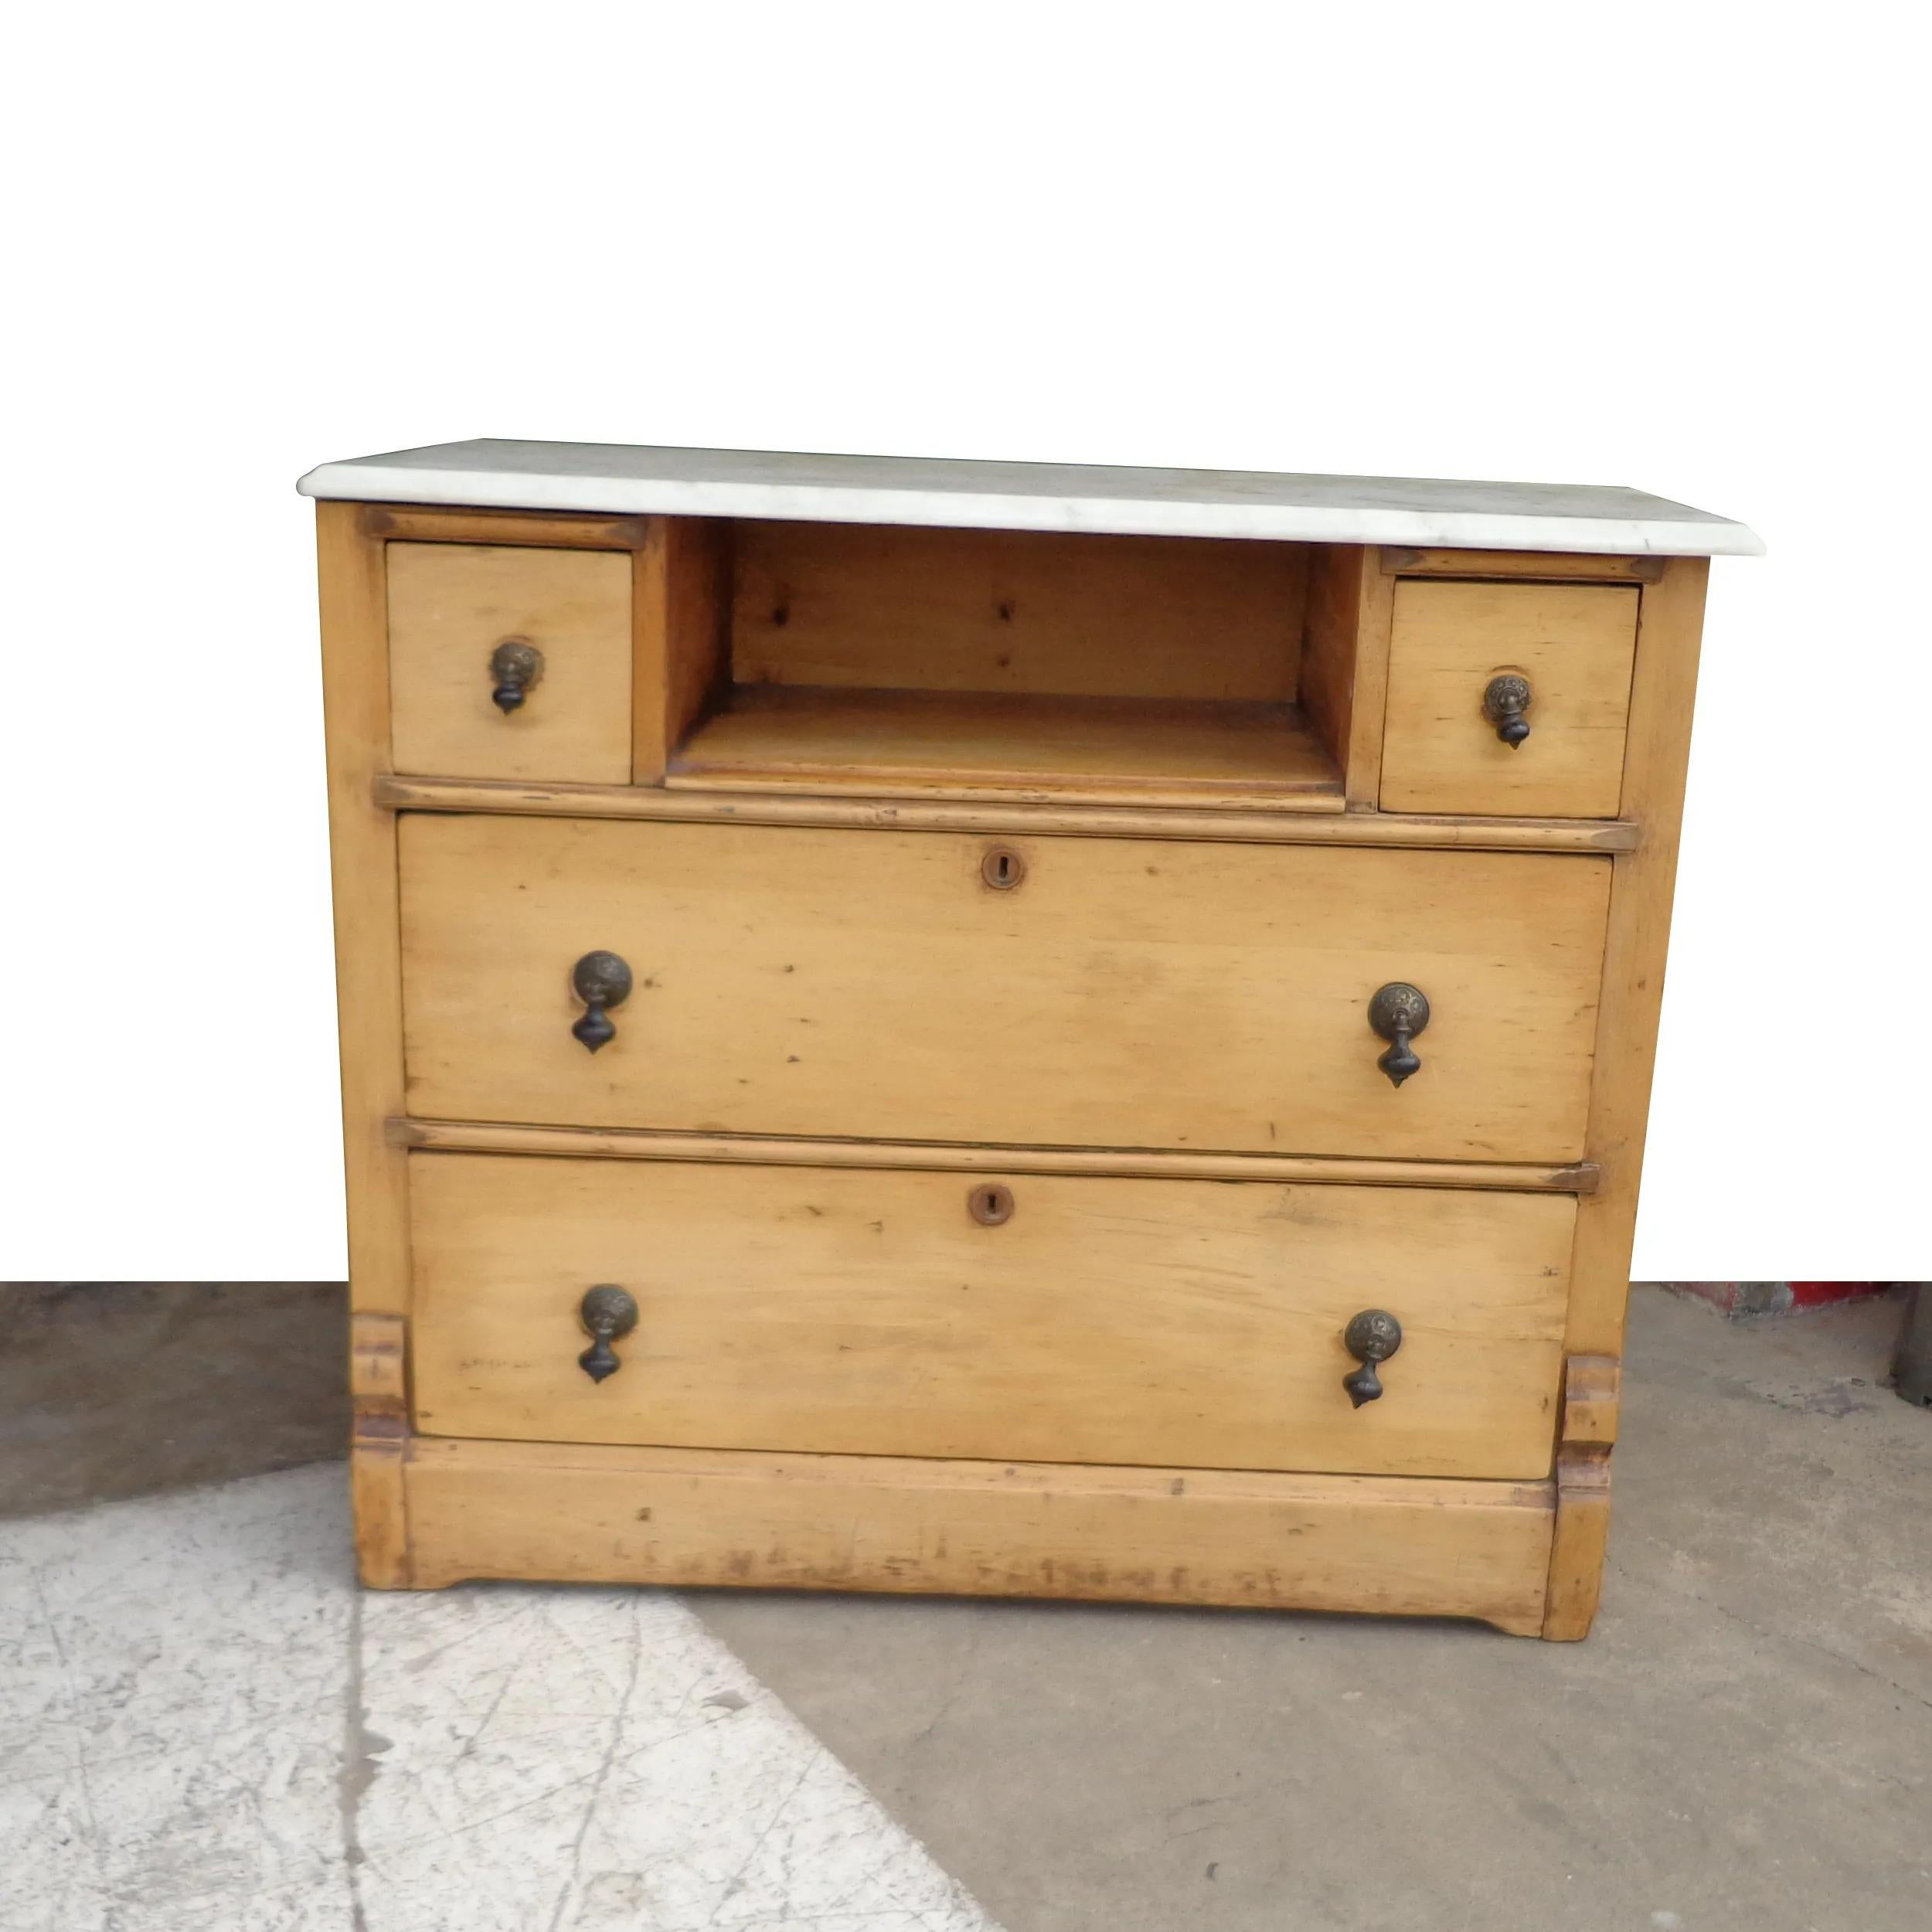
[298,439,1761,556]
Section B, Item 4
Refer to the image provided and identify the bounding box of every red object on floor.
[1662,1281,1889,1317]
[1787,1281,1886,1308]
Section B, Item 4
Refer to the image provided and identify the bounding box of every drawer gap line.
[389,1117,1599,1194]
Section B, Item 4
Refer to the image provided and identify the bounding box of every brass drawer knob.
[1482,672,1532,747]
[578,1284,639,1383]
[1368,982,1430,1088]
[489,638,544,713]
[1342,1308,1403,1408]
[571,950,633,1053]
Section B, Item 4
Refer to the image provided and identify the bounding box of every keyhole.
[981,845,1026,890]
[968,1182,1015,1226]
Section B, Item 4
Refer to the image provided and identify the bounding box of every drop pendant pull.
[577,1285,639,1383]
[571,951,633,1053]
[1368,982,1430,1088]
[1483,673,1532,747]
[1342,1309,1403,1408]
[489,638,544,714]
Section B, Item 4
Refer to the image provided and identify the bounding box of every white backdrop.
[5,2,1926,1280]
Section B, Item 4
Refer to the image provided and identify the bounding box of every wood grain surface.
[397,815,1612,1162]
[407,1152,1574,1478]
[387,542,633,782]
[404,1435,1556,1634]
[1380,580,1638,818]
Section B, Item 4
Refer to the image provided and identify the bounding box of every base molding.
[394,1436,1556,1637]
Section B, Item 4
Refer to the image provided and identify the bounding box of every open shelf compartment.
[655,519,1349,810]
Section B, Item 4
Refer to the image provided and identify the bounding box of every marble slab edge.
[296,463,1764,557]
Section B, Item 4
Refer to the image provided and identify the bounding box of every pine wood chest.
[302,440,1758,1638]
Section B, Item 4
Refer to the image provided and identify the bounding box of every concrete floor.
[4,1287,1927,1930]
[0,1283,346,1515]
[698,1289,1930,1931]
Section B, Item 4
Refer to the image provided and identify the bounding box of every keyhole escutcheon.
[981,845,1027,891]
[968,1182,1015,1226]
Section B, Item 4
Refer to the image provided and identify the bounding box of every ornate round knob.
[570,951,633,1053]
[1482,673,1532,747]
[1368,982,1430,1088]
[489,638,545,713]
[577,1284,639,1383]
[1342,1308,1403,1408]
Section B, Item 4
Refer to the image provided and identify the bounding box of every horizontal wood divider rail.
[1378,548,1666,583]
[372,774,1638,854]
[359,504,653,549]
[390,1117,1600,1194]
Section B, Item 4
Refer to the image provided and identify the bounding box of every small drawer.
[1379,580,1639,818]
[396,815,1613,1164]
[387,542,633,781]
[407,1152,1574,1480]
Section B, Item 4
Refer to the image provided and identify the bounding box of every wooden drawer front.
[387,543,633,781]
[1379,580,1639,817]
[398,815,1611,1161]
[409,1153,1574,1479]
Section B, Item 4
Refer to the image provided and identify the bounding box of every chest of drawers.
[301,441,1758,1638]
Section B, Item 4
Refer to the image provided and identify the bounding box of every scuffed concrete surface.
[1,1469,355,1930]
[355,1584,988,1931]
[693,1289,1932,1932]
[2,1289,1926,1931]
[0,1469,992,1931]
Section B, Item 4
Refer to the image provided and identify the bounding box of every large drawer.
[397,817,1611,1162]
[408,1153,1574,1479]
